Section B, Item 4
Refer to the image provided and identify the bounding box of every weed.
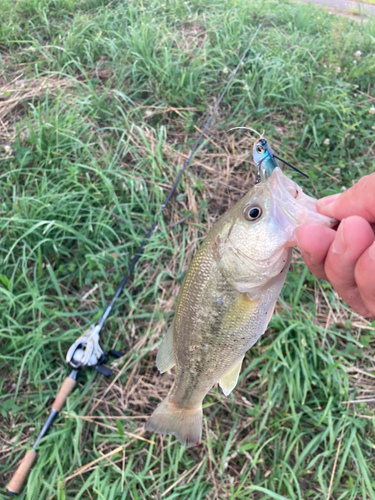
[1,0,375,499]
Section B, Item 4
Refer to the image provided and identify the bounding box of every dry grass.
[0,74,71,141]
[1,0,375,498]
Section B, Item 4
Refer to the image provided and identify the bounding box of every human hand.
[296,173,375,318]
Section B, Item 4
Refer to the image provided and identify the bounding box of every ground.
[299,0,375,17]
[0,0,375,499]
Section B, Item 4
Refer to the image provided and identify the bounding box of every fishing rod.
[6,24,262,496]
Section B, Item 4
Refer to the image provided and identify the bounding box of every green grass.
[0,0,375,499]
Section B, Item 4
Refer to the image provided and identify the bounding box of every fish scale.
[145,140,336,446]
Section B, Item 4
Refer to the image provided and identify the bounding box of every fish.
[145,138,336,446]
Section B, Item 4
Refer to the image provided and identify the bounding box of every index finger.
[317,173,375,223]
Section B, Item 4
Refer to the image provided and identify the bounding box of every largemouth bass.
[145,139,335,445]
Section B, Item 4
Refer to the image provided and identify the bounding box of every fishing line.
[97,23,262,335]
[6,24,262,495]
[229,126,264,137]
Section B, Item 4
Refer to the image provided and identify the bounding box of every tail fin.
[145,395,202,446]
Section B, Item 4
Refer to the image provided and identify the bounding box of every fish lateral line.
[147,162,336,445]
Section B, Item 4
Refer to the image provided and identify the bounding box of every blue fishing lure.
[253,137,308,182]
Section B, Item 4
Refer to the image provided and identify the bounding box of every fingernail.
[317,193,341,209]
[369,242,375,262]
[331,220,347,255]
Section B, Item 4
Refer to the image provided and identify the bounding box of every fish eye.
[243,205,263,221]
[256,144,265,154]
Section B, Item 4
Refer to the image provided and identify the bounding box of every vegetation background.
[1,0,375,498]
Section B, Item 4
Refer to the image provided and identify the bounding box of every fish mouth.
[268,167,337,244]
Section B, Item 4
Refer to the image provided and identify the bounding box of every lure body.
[145,140,335,446]
[253,137,279,180]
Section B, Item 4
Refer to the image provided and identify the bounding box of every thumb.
[317,173,375,223]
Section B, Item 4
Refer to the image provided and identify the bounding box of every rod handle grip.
[7,449,37,495]
[52,376,77,412]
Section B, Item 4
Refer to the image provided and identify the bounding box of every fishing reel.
[7,26,262,495]
[7,326,124,495]
[66,324,123,377]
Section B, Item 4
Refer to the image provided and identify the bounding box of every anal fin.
[156,324,176,373]
[265,300,276,330]
[219,356,244,396]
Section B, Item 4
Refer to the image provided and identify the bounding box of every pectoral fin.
[219,356,244,396]
[156,323,175,373]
